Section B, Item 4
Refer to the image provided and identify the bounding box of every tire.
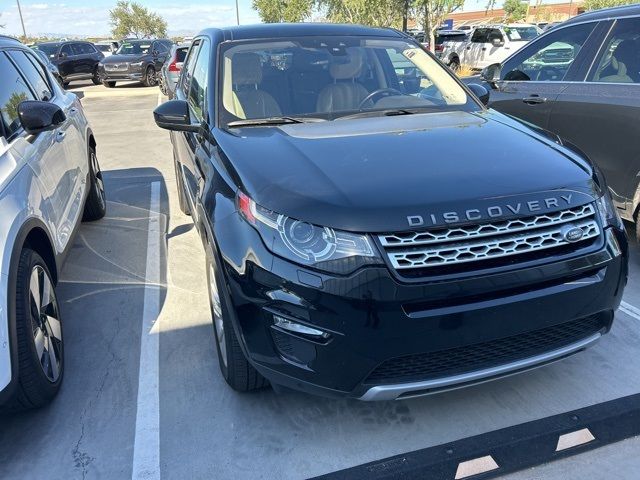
[207,257,268,392]
[103,81,116,88]
[159,75,169,96]
[91,69,101,85]
[82,147,107,221]
[143,66,157,87]
[3,249,64,411]
[173,155,190,216]
[449,57,460,72]
[63,81,70,88]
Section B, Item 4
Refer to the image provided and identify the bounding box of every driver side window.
[501,22,596,82]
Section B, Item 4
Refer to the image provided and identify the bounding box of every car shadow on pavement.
[0,167,170,480]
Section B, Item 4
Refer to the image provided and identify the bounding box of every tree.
[252,0,314,23]
[413,0,465,52]
[110,1,168,39]
[503,0,528,21]
[321,0,405,28]
[584,0,637,9]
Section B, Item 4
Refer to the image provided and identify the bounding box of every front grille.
[364,315,604,385]
[379,204,599,273]
[105,63,128,72]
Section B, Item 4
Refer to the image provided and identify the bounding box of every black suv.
[481,5,640,239]
[154,24,627,401]
[34,41,104,87]
[98,39,173,88]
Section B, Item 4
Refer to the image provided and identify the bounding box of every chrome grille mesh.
[379,204,600,271]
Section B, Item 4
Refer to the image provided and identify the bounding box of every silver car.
[159,44,189,98]
[0,36,106,410]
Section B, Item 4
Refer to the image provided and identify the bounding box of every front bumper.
[216,212,628,400]
[98,65,143,82]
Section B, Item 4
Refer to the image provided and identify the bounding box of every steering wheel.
[359,88,402,109]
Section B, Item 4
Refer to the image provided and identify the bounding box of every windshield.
[505,26,540,41]
[96,44,113,52]
[34,44,60,58]
[116,41,152,55]
[220,37,475,125]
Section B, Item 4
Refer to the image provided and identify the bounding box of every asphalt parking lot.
[0,81,639,480]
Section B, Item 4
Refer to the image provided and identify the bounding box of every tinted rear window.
[176,48,188,62]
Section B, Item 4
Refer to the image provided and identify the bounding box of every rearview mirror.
[467,83,490,106]
[153,100,200,132]
[18,101,66,134]
[481,63,502,85]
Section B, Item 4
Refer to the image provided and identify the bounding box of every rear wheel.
[143,66,157,87]
[91,69,101,85]
[3,249,64,411]
[449,57,460,72]
[82,147,107,221]
[103,81,116,88]
[207,257,268,392]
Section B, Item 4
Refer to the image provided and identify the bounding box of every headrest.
[232,53,263,85]
[330,48,364,80]
[613,40,637,63]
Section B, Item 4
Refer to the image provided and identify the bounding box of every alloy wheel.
[209,265,227,368]
[29,265,62,383]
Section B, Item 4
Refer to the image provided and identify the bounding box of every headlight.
[596,192,623,229]
[237,192,382,274]
[130,61,144,67]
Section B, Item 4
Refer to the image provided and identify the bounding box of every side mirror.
[491,38,505,47]
[153,100,200,132]
[18,101,66,134]
[58,52,67,59]
[467,83,490,106]
[481,63,502,85]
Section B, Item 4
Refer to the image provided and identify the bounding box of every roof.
[0,35,23,47]
[199,23,404,41]
[565,4,640,25]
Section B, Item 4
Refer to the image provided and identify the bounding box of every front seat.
[316,49,369,113]
[598,40,639,83]
[232,53,282,118]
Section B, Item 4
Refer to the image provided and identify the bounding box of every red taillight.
[435,45,444,52]
[238,192,256,224]
[168,60,180,72]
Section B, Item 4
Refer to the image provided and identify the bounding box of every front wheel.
[103,81,116,88]
[4,249,64,411]
[207,258,268,392]
[91,69,101,85]
[143,66,157,87]
[82,147,107,221]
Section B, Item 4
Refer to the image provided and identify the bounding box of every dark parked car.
[98,39,173,88]
[154,23,627,401]
[34,41,104,87]
[481,5,640,237]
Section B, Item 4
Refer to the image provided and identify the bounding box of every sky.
[0,0,539,37]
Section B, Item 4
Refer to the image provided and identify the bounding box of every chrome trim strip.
[359,332,601,401]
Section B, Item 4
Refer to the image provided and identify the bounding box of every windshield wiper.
[227,116,324,128]
[336,109,420,121]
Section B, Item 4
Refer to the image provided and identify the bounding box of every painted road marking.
[620,301,640,321]
[132,181,161,480]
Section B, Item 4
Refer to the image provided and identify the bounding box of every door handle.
[55,131,66,142]
[522,95,547,105]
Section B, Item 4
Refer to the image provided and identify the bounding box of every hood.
[101,53,147,64]
[216,110,600,233]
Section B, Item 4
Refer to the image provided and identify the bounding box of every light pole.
[235,0,240,25]
[16,0,27,40]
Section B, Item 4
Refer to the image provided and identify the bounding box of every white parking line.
[620,301,640,321]
[132,181,161,480]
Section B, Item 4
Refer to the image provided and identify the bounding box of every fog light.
[273,315,328,338]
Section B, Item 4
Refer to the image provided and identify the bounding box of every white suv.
[0,36,106,410]
[441,24,541,70]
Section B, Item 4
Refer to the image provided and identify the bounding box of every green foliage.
[109,1,168,39]
[322,0,405,28]
[584,0,637,10]
[3,92,29,123]
[503,0,528,21]
[251,0,314,23]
